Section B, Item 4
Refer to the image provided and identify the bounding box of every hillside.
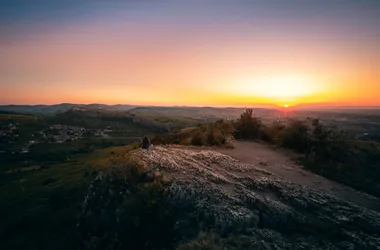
[0,109,154,174]
[80,146,380,249]
[128,106,278,122]
[55,107,175,132]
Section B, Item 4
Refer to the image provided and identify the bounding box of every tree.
[234,109,262,139]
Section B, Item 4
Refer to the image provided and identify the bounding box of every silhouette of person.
[142,136,151,149]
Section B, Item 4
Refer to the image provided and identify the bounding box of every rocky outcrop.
[130,146,380,249]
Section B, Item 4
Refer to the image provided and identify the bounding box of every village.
[0,123,113,154]
[0,123,19,143]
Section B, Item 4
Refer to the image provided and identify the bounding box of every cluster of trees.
[235,109,380,197]
[191,119,234,146]
[235,109,351,158]
[153,119,234,147]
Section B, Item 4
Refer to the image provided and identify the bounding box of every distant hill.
[0,103,138,116]
[128,106,275,121]
[0,110,14,114]
[54,107,174,132]
[0,104,277,122]
[58,106,133,119]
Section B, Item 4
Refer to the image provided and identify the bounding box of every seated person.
[142,136,152,149]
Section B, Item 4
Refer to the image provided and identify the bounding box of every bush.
[261,120,286,143]
[280,119,310,153]
[206,129,216,146]
[307,119,351,164]
[213,119,234,136]
[152,119,234,147]
[234,109,262,139]
[191,131,205,146]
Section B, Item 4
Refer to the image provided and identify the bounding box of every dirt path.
[211,141,380,212]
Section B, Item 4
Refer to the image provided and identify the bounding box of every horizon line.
[1,102,380,110]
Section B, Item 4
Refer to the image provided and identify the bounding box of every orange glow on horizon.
[1,16,379,107]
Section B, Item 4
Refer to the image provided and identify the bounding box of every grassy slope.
[1,112,145,250]
[0,145,133,250]
[0,111,184,249]
[0,112,153,169]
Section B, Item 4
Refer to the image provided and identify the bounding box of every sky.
[1,0,380,107]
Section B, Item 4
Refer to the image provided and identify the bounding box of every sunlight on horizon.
[249,75,320,99]
[222,74,330,108]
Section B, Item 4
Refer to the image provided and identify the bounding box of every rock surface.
[131,146,380,249]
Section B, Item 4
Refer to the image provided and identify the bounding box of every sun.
[284,104,289,108]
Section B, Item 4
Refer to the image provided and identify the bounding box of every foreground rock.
[131,146,380,249]
[80,146,380,249]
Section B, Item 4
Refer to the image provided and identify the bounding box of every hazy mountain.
[0,103,138,115]
[0,104,277,120]
[128,106,276,121]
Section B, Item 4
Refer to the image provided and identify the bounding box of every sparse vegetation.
[234,109,380,197]
[151,108,380,197]
[153,119,234,147]
[0,145,134,250]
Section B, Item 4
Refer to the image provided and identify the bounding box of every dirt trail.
[210,141,380,212]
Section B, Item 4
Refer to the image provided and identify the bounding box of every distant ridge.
[3,103,378,117]
[0,103,138,116]
[0,103,275,117]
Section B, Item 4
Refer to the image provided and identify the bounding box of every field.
[0,145,133,249]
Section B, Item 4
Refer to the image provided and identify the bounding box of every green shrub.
[280,119,310,153]
[153,120,233,147]
[234,109,262,139]
[307,119,351,164]
[261,120,286,143]
[213,119,234,136]
[191,131,205,146]
[206,131,216,146]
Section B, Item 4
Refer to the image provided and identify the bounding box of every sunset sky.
[1,1,379,107]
